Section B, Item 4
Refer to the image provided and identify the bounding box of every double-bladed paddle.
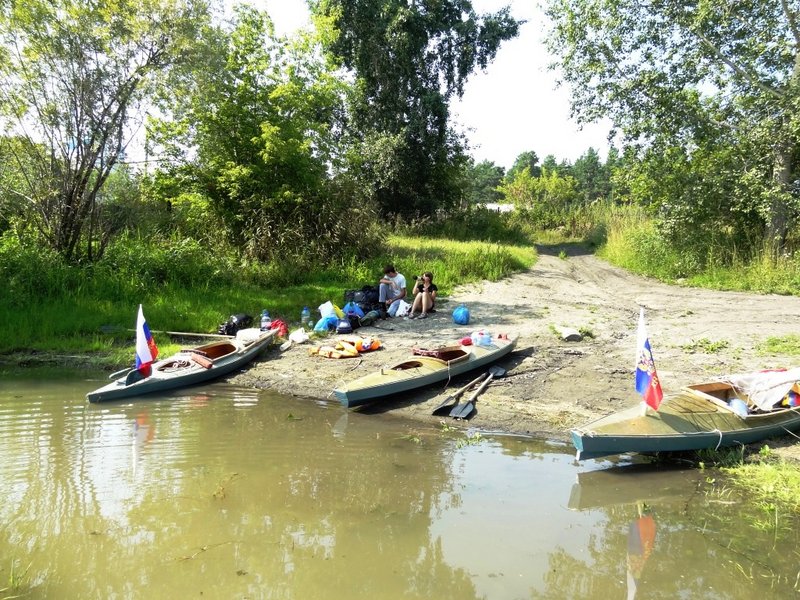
[431,372,488,416]
[449,365,506,419]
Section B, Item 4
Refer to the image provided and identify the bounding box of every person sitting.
[408,271,437,319]
[378,263,407,315]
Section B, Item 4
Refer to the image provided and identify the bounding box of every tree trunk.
[766,133,796,257]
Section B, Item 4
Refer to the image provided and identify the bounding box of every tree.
[0,0,210,262]
[507,150,541,181]
[311,0,521,217]
[464,159,505,205]
[571,147,607,203]
[148,6,364,263]
[499,166,579,228]
[545,0,800,252]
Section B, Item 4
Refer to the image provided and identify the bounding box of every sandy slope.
[235,245,800,455]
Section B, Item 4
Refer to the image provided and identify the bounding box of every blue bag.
[314,314,339,332]
[452,304,470,325]
[343,301,365,318]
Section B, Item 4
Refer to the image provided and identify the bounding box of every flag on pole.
[635,307,663,411]
[135,304,158,376]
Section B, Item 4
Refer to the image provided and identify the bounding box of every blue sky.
[252,1,613,170]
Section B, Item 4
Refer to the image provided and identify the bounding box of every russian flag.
[635,308,663,411]
[135,304,158,376]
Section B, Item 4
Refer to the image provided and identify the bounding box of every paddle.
[431,372,488,416]
[108,366,134,380]
[449,365,506,419]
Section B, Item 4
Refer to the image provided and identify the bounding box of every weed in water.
[1,559,32,596]
[558,250,568,260]
[455,431,483,448]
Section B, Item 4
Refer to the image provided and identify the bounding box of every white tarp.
[718,367,800,411]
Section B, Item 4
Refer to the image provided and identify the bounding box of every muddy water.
[1,370,798,599]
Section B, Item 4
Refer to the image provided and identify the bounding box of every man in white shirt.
[378,264,407,315]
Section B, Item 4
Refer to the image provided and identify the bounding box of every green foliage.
[724,459,800,514]
[680,338,730,354]
[596,202,800,293]
[757,336,800,357]
[695,445,746,469]
[0,0,211,262]
[500,167,582,230]
[455,431,483,448]
[506,150,541,180]
[611,144,765,263]
[463,159,505,205]
[406,204,533,245]
[544,0,800,251]
[312,0,522,217]
[148,6,352,264]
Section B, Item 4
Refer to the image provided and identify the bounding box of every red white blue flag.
[635,308,663,411]
[135,304,158,376]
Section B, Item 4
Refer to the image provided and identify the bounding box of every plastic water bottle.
[301,306,312,328]
[260,309,271,331]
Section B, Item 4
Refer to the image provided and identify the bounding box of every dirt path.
[236,244,800,454]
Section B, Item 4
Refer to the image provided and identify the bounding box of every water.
[1,370,798,598]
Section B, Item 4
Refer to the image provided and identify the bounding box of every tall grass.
[0,231,536,358]
[593,202,800,294]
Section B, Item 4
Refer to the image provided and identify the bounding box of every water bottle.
[301,306,312,328]
[260,309,271,331]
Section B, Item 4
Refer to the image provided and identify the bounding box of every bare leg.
[411,294,422,315]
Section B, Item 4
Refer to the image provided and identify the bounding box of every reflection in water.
[626,505,656,600]
[557,463,800,600]
[1,374,799,598]
[131,412,154,478]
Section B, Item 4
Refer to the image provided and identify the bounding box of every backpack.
[217,313,253,336]
[345,285,381,315]
[359,310,380,327]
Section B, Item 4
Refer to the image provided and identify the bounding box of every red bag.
[269,319,289,338]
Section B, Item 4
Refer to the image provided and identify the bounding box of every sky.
[249,1,613,170]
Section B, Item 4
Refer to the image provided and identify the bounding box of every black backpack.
[345,285,381,315]
[217,313,253,336]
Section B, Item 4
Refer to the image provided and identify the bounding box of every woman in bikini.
[408,272,437,319]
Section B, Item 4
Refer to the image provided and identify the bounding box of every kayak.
[571,370,800,461]
[87,328,276,403]
[333,333,518,408]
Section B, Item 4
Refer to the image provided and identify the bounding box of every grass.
[1,559,32,598]
[757,335,800,356]
[595,202,800,295]
[0,235,536,364]
[680,337,730,354]
[722,453,800,514]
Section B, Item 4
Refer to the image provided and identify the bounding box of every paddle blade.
[431,373,487,415]
[450,401,475,419]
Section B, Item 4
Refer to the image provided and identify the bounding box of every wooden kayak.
[333,333,518,408]
[87,328,276,403]
[571,372,800,461]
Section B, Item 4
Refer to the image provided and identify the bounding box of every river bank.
[235,244,800,460]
